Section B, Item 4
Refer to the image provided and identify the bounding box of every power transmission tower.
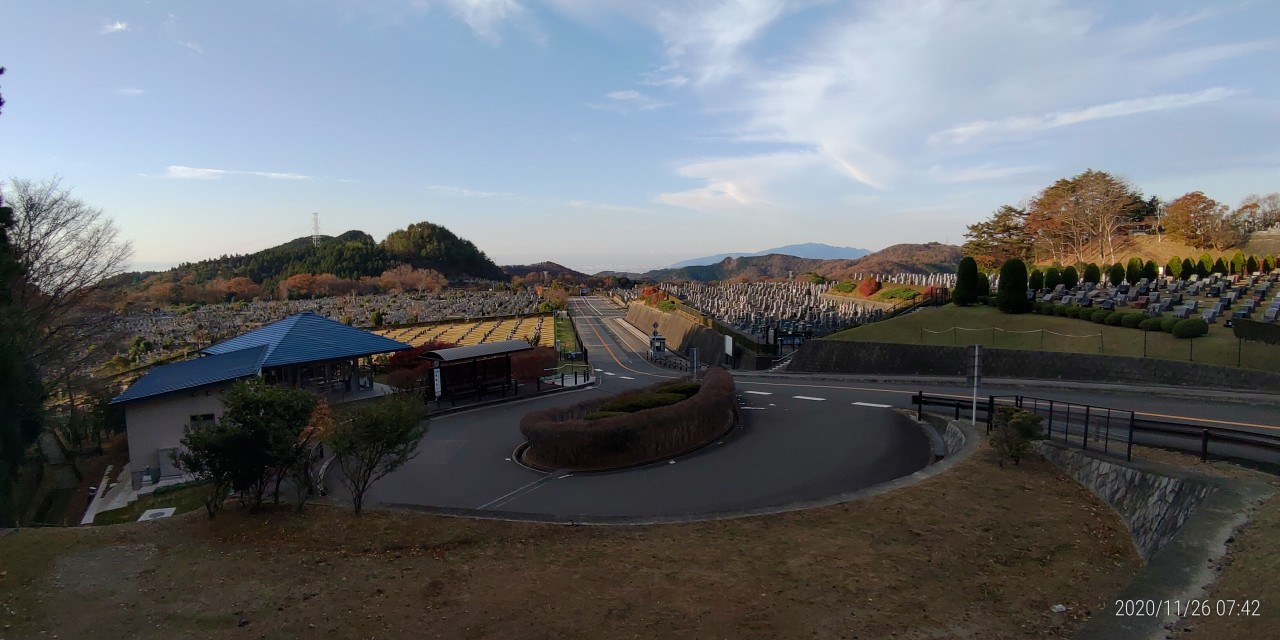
[311,213,320,247]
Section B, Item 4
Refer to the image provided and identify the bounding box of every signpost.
[690,347,700,379]
[966,344,983,425]
[724,334,733,366]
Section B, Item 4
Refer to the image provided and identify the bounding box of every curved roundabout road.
[323,296,934,521]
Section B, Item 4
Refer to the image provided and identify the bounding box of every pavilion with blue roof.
[112,312,410,484]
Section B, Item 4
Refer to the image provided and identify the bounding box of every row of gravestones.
[1036,270,1280,324]
[661,281,888,342]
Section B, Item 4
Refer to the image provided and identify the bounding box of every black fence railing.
[911,392,1280,468]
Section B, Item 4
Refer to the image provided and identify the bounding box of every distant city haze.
[3,1,1276,271]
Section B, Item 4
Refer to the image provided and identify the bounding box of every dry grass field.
[1,443,1142,639]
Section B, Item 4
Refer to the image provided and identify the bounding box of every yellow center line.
[576,308,676,379]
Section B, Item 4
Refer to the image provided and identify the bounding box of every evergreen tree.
[1044,267,1062,290]
[996,259,1031,314]
[953,257,979,306]
[1143,260,1159,282]
[1061,265,1079,289]
[1126,257,1144,285]
[1028,269,1043,291]
[1166,256,1183,279]
[1107,263,1125,287]
[1182,258,1196,280]
[1082,263,1101,285]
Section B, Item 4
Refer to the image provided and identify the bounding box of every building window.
[189,413,216,428]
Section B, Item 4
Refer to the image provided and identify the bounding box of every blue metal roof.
[202,312,410,367]
[110,346,267,404]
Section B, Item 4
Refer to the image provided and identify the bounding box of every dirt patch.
[0,444,1140,639]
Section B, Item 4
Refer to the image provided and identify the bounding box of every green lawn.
[93,481,210,525]
[827,304,1280,372]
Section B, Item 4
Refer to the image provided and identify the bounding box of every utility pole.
[312,212,320,247]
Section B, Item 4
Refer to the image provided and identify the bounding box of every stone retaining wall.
[943,421,967,457]
[1036,441,1216,561]
[788,340,1280,391]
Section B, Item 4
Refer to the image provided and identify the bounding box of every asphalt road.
[328,296,1280,518]
[328,296,933,519]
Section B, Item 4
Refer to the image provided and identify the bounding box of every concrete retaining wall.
[788,340,1280,391]
[1036,441,1215,561]
[626,303,726,364]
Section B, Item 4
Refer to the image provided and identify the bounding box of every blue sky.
[2,0,1277,273]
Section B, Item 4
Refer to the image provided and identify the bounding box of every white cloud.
[598,0,1270,210]
[587,90,672,114]
[932,88,1239,145]
[114,87,147,97]
[653,0,797,85]
[426,184,512,198]
[100,21,129,35]
[162,166,311,180]
[441,0,539,44]
[656,151,825,214]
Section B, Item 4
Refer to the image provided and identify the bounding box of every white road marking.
[744,391,773,396]
[793,396,826,401]
[619,376,635,380]
[741,407,768,410]
[594,368,604,372]
[853,402,893,408]
[604,372,616,376]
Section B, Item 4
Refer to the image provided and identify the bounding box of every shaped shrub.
[1172,319,1209,339]
[520,369,737,470]
[1121,313,1144,328]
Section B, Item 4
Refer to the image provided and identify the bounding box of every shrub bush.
[858,277,882,296]
[1160,317,1179,333]
[1091,310,1110,323]
[599,392,687,413]
[879,286,919,301]
[1138,317,1162,331]
[1105,312,1124,326]
[520,369,736,470]
[989,407,1044,467]
[1082,263,1101,285]
[1061,266,1079,289]
[1172,319,1209,339]
[996,258,1031,314]
[584,411,628,421]
[1121,313,1145,328]
[657,381,702,397]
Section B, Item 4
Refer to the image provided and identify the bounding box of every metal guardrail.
[911,392,1280,467]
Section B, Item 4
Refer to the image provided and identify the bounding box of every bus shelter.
[421,340,533,405]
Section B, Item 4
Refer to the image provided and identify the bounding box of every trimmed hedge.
[1104,312,1124,326]
[657,381,702,397]
[1091,310,1110,323]
[1160,317,1179,333]
[600,392,687,413]
[1120,313,1144,328]
[520,368,736,470]
[1172,319,1209,339]
[1138,317,1162,331]
[585,411,628,421]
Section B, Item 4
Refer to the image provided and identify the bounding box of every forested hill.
[158,221,505,286]
[501,261,590,280]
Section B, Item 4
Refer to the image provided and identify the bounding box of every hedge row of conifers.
[1030,301,1209,338]
[520,368,736,471]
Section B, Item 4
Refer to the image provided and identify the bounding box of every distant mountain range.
[606,243,961,283]
[668,243,871,268]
